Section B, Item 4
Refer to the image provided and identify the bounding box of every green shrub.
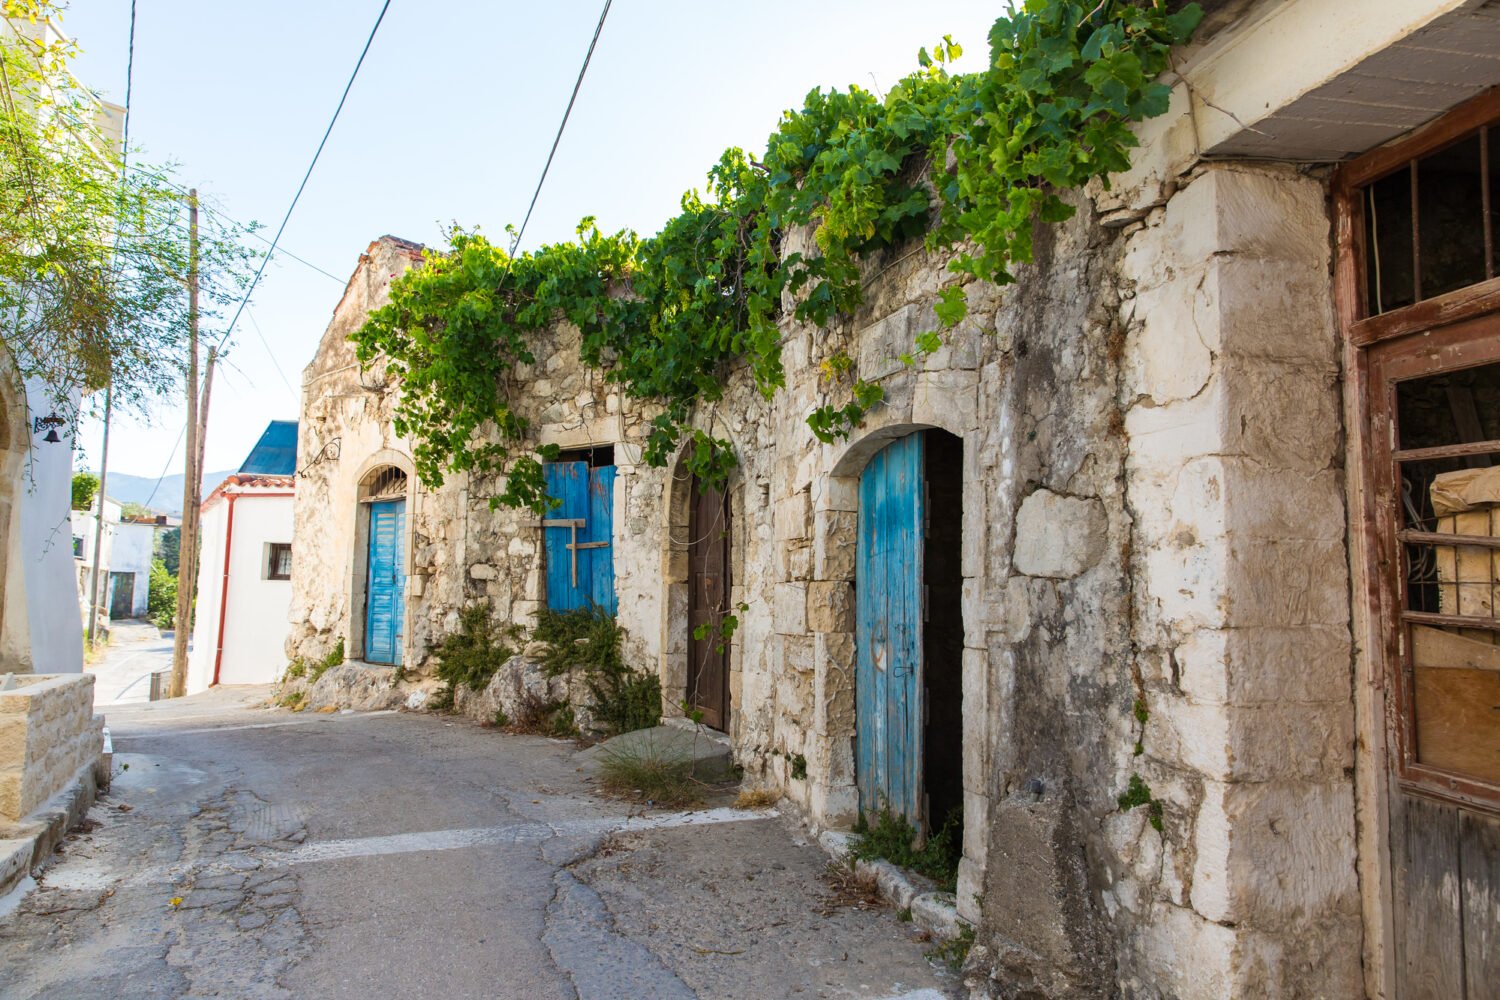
[147,560,177,629]
[71,472,99,511]
[307,638,344,683]
[284,659,307,681]
[436,605,516,696]
[849,805,962,893]
[533,606,661,736]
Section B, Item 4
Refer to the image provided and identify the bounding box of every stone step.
[576,725,735,782]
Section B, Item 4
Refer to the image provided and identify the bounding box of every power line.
[143,422,186,510]
[244,306,296,396]
[213,0,393,350]
[506,0,613,262]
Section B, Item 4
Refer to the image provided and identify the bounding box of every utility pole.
[84,382,112,647]
[169,189,200,698]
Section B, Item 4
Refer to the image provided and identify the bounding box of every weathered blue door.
[364,498,406,665]
[542,461,617,614]
[856,433,924,824]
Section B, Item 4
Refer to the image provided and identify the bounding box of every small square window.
[268,543,292,581]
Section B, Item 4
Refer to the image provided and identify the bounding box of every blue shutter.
[542,461,616,614]
[856,433,924,823]
[364,498,406,665]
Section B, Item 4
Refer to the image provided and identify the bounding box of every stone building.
[287,2,1500,996]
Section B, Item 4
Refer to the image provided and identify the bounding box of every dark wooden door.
[1366,320,1500,998]
[686,476,730,731]
[109,572,134,619]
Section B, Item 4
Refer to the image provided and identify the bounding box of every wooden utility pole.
[169,190,200,698]
[84,382,112,647]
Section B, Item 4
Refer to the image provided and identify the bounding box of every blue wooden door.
[856,433,924,824]
[542,461,617,615]
[364,498,406,665]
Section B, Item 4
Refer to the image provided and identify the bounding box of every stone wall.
[0,673,102,821]
[291,163,1362,997]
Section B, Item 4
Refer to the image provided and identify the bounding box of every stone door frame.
[660,443,746,733]
[348,450,416,665]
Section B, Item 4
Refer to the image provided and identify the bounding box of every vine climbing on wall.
[351,1,1203,514]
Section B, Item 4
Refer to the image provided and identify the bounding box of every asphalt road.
[0,688,956,1000]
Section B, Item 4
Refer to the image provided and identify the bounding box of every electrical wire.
[505,0,613,265]
[212,0,393,350]
[245,306,296,395]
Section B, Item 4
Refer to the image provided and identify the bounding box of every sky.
[63,0,999,483]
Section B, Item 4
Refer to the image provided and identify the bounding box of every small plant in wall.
[1116,773,1164,832]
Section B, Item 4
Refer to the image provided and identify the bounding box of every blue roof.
[239,421,298,475]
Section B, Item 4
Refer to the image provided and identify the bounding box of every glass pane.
[1366,167,1415,314]
[1395,359,1500,784]
[1418,134,1487,300]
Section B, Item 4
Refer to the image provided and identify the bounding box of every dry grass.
[816,857,884,916]
[733,787,781,810]
[595,744,704,808]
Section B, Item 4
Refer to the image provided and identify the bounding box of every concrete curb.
[816,830,968,943]
[0,759,106,900]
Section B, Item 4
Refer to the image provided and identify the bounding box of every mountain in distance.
[94,469,236,516]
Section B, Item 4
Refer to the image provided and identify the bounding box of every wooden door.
[109,572,134,619]
[363,498,406,665]
[1366,320,1500,998]
[686,476,730,731]
[856,432,924,825]
[542,461,617,615]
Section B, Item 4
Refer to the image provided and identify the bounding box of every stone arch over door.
[349,451,415,664]
[661,439,744,733]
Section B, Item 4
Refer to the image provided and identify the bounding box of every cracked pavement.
[0,688,955,999]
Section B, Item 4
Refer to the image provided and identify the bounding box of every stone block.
[772,583,807,635]
[468,563,497,581]
[1226,538,1350,629]
[1178,626,1353,706]
[1191,779,1358,928]
[819,475,858,513]
[1147,694,1352,782]
[1122,270,1215,406]
[1012,489,1107,579]
[857,304,920,382]
[814,633,855,737]
[1163,168,1329,270]
[1131,902,1237,1000]
[1209,256,1336,364]
[813,509,857,580]
[912,369,979,433]
[807,581,854,633]
[774,490,810,542]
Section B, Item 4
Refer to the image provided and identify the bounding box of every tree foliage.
[353,1,1202,512]
[69,469,96,510]
[0,1,258,422]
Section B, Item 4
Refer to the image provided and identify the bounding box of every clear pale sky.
[65,1,998,481]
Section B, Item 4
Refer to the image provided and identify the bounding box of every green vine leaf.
[351,2,1202,504]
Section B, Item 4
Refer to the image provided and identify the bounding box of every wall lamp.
[31,413,65,444]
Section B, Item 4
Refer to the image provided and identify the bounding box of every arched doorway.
[855,429,964,836]
[356,465,408,665]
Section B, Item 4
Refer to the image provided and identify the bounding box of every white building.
[0,374,84,675]
[186,421,297,693]
[71,497,156,623]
